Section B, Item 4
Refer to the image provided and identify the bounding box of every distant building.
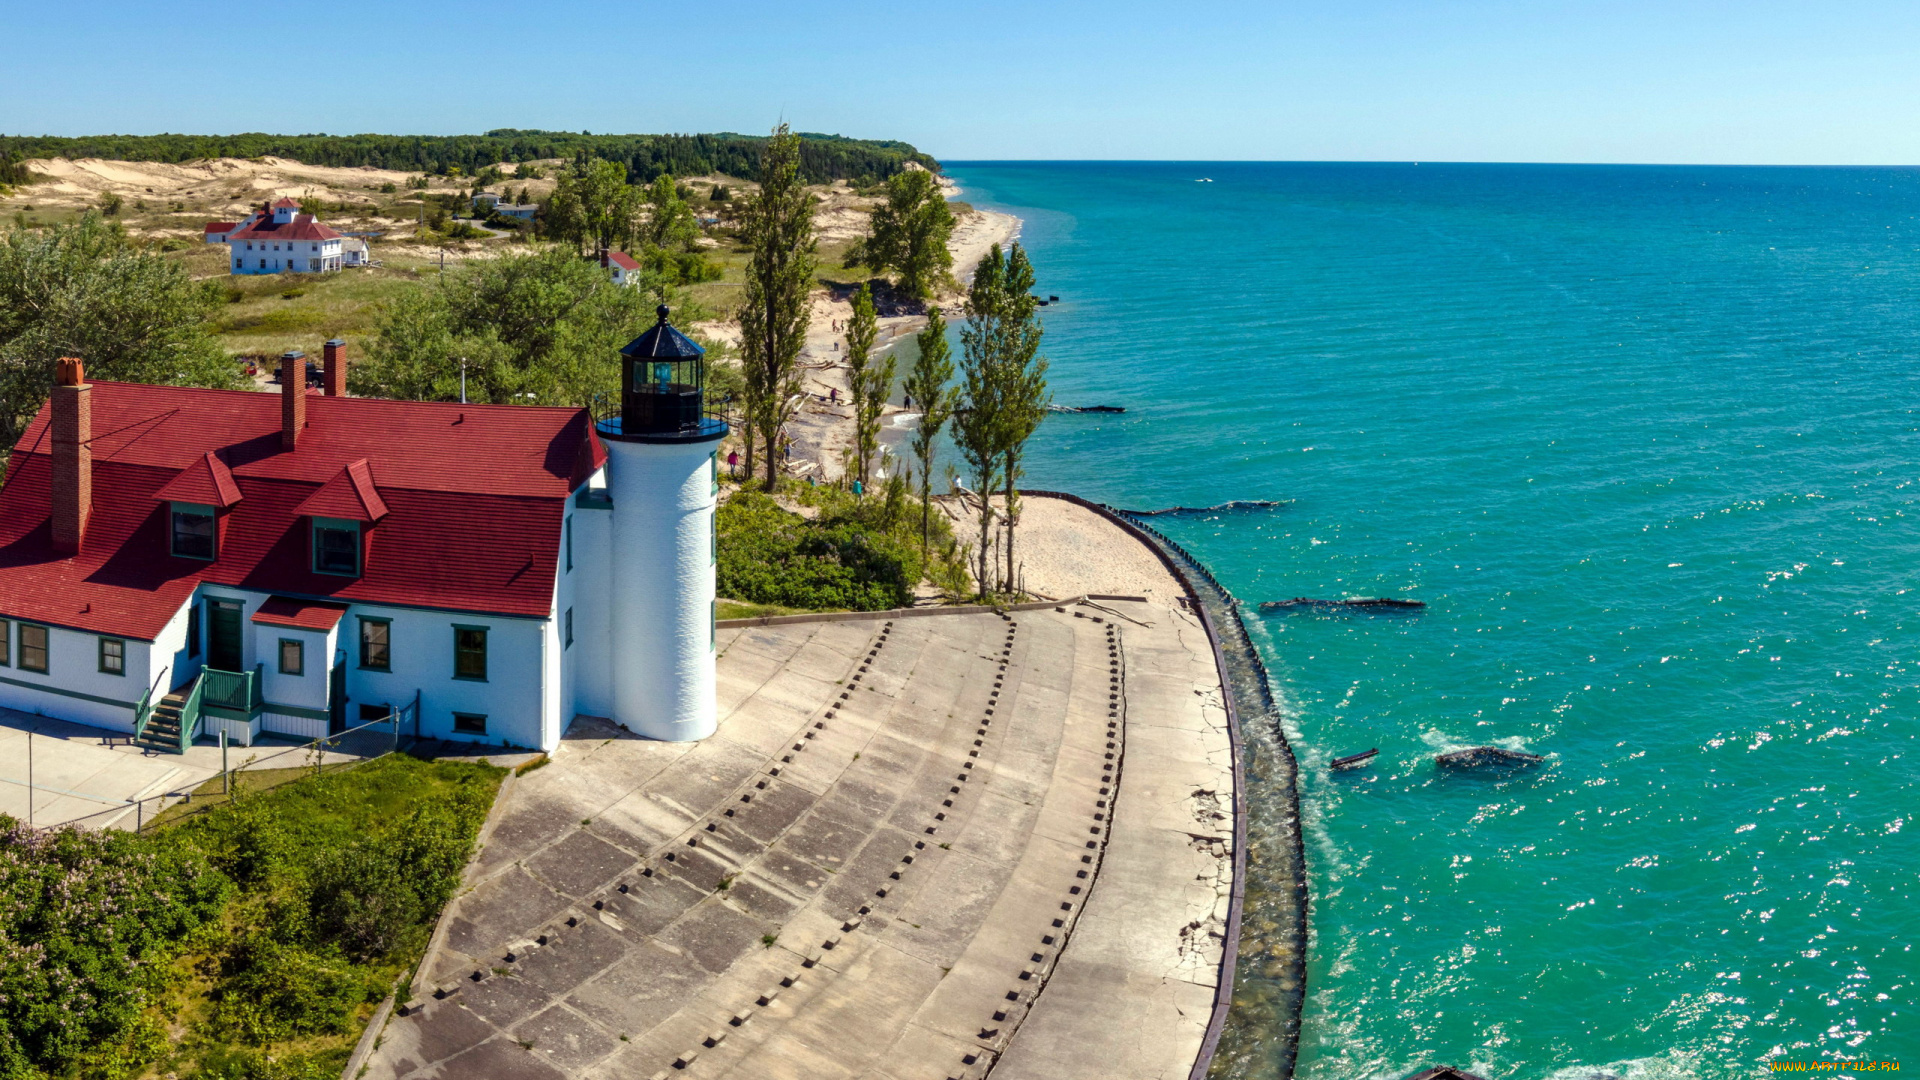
[473,191,537,221]
[341,237,371,267]
[602,249,642,286]
[214,199,349,275]
[204,222,239,244]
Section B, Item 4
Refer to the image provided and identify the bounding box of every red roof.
[204,222,238,234]
[607,251,641,271]
[294,459,388,522]
[272,198,301,208]
[228,214,343,242]
[252,596,349,631]
[0,382,608,639]
[153,451,242,509]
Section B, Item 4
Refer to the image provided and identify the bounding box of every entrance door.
[208,600,243,671]
[329,658,348,734]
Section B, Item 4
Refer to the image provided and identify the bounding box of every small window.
[313,517,361,576]
[359,617,391,671]
[454,626,487,681]
[452,712,487,735]
[187,604,201,659]
[564,607,574,648]
[710,451,719,496]
[171,503,216,559]
[565,516,573,572]
[710,599,716,650]
[98,637,126,675]
[0,619,9,667]
[711,519,717,566]
[279,638,304,676]
[19,624,48,673]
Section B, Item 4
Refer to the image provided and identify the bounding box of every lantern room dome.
[621,306,705,360]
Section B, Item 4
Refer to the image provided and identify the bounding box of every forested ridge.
[0,129,936,183]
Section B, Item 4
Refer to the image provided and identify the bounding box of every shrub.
[0,818,230,1074]
[306,797,475,960]
[717,491,922,611]
[214,936,369,1044]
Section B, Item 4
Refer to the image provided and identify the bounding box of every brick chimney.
[280,350,306,450]
[323,338,347,397]
[50,357,92,555]
[599,246,609,268]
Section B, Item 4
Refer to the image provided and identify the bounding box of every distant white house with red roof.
[0,312,727,754]
[208,198,352,275]
[602,248,642,286]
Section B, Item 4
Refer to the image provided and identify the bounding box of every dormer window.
[171,502,217,559]
[313,517,361,576]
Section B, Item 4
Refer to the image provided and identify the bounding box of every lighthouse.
[599,306,727,741]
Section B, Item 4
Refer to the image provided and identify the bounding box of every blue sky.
[4,1,1917,164]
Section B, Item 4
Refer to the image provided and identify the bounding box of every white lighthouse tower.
[599,306,726,741]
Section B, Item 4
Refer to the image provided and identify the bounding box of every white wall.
[342,602,550,750]
[569,480,614,719]
[229,238,344,275]
[604,436,718,741]
[257,623,335,712]
[0,620,154,731]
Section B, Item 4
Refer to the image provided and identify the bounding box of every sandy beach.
[705,181,1020,485]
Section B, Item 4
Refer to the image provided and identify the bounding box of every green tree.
[850,168,954,302]
[355,247,665,408]
[641,173,699,252]
[544,157,639,256]
[954,249,1006,595]
[736,125,818,491]
[987,244,1049,592]
[954,243,1048,597]
[844,283,880,486]
[902,307,956,561]
[0,212,235,463]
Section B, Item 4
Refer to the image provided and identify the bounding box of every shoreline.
[704,186,1021,485]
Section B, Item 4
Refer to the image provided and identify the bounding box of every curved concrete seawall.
[1023,492,1309,1080]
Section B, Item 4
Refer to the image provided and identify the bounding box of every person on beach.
[852,479,863,496]
[830,387,838,404]
[727,449,739,478]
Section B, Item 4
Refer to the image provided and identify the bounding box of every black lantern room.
[617,305,708,436]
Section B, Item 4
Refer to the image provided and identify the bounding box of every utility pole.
[460,358,468,404]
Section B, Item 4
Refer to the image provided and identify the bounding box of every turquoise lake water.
[940,162,1919,1079]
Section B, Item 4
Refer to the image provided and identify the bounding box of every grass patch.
[717,598,813,620]
[0,752,505,1079]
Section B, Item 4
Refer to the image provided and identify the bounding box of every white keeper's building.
[0,311,725,753]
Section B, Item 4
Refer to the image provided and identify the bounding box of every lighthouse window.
[453,626,488,681]
[652,361,673,389]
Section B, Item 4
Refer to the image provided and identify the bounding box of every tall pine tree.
[903,307,957,561]
[844,283,883,486]
[736,125,818,491]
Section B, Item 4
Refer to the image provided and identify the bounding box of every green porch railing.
[177,674,205,755]
[190,663,262,752]
[132,668,166,744]
[200,663,261,717]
